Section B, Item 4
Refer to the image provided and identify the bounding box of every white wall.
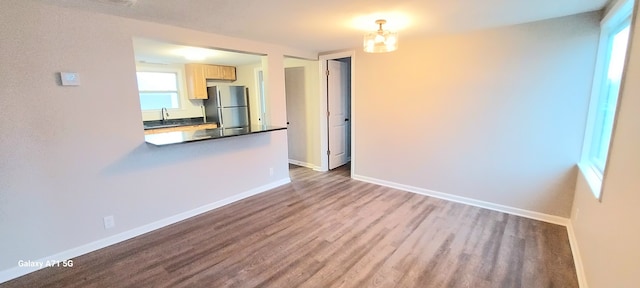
[570,5,640,287]
[353,12,600,217]
[284,58,321,169]
[0,0,314,278]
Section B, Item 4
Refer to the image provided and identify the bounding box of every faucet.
[161,107,169,121]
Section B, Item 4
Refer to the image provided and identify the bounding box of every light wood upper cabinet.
[204,65,221,79]
[185,64,237,99]
[185,64,207,99]
[219,66,236,80]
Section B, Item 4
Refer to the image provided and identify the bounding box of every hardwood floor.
[2,164,578,287]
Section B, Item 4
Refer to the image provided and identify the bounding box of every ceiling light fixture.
[363,19,398,53]
[173,47,217,61]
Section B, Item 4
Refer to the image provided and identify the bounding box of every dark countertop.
[144,125,287,146]
[143,117,211,130]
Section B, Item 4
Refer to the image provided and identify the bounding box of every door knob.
[345,118,350,122]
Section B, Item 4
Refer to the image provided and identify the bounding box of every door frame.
[318,50,355,175]
[253,68,267,125]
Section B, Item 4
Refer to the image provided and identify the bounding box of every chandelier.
[363,19,398,53]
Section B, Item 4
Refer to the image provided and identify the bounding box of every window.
[580,0,633,199]
[136,72,180,110]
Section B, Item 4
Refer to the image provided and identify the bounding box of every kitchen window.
[136,71,181,110]
[580,0,633,199]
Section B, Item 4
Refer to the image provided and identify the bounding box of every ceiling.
[133,38,263,66]
[39,0,608,53]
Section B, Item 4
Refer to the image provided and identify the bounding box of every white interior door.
[328,60,349,169]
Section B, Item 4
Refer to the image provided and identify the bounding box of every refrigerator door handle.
[217,90,224,127]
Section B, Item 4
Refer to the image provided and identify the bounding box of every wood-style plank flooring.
[2,164,578,287]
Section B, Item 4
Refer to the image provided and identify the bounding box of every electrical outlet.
[103,215,115,229]
[269,167,274,176]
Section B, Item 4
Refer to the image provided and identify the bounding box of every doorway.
[253,69,267,125]
[284,57,322,171]
[319,51,355,173]
[327,58,351,169]
[285,66,308,167]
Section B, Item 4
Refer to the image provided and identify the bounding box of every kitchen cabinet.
[144,123,218,135]
[204,65,236,81]
[219,66,236,80]
[186,64,237,99]
[204,65,221,79]
[185,64,207,99]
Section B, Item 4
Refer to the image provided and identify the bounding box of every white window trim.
[579,0,634,200]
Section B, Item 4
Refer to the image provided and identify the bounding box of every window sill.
[578,162,603,200]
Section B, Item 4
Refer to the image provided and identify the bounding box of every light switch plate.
[60,72,80,86]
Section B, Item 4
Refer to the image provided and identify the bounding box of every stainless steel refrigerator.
[203,85,250,128]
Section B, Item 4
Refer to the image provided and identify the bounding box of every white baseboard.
[566,222,588,288]
[0,178,291,284]
[352,174,570,226]
[288,159,322,171]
